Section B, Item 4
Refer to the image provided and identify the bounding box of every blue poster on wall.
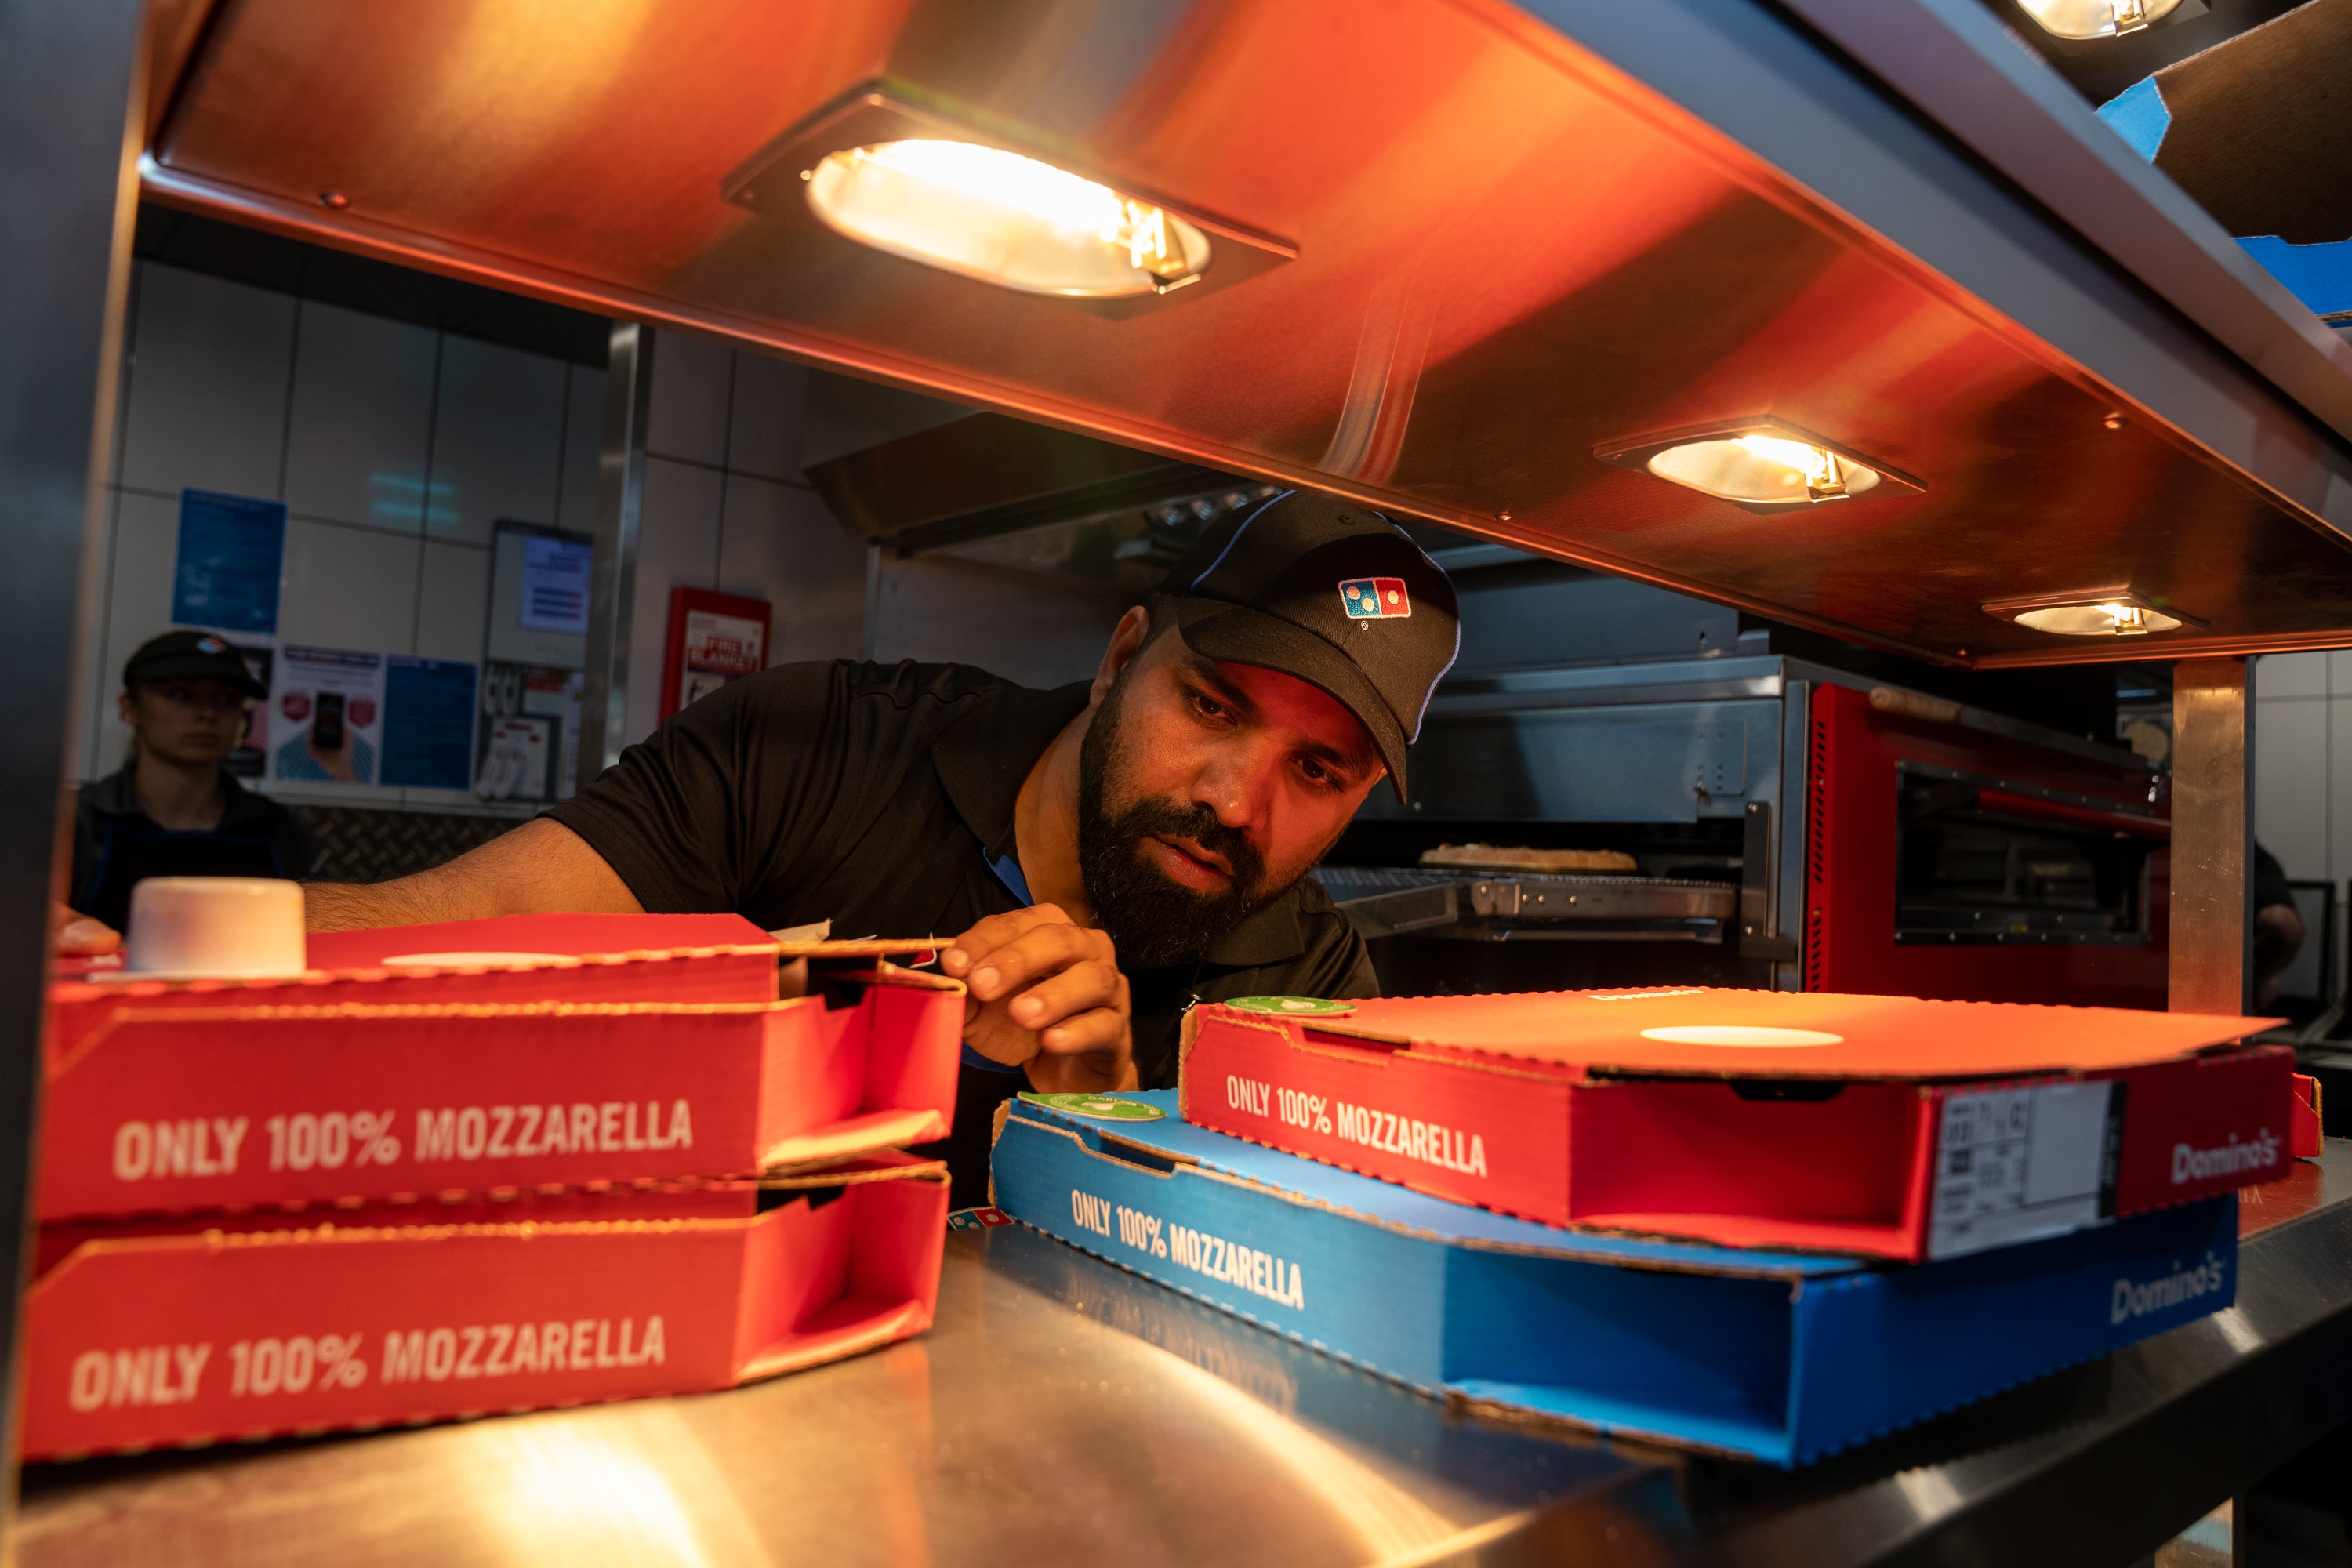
[381,656,479,789]
[171,488,285,636]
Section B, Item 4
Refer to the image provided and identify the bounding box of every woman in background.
[60,630,315,949]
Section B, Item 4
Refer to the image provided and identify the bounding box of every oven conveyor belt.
[1312,866,1737,942]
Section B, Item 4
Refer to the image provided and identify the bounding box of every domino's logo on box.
[1340,578,1411,619]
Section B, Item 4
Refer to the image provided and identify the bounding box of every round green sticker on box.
[1018,1092,1167,1122]
[1223,996,1358,1017]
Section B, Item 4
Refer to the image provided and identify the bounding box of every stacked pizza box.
[27,913,961,1461]
[991,985,2319,1465]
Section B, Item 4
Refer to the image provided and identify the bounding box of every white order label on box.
[1926,1080,2120,1261]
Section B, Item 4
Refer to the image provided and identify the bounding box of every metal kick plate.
[1318,866,1735,924]
[1468,875,1735,922]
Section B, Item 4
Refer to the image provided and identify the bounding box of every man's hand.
[53,902,120,957]
[941,905,1135,1094]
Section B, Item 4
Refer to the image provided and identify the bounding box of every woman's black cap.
[123,630,266,699]
[1160,490,1459,800]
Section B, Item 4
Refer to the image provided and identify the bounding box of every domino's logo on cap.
[194,636,226,654]
[1339,577,1411,619]
[1161,490,1458,802]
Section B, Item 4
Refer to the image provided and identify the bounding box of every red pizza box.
[38,961,962,1222]
[44,913,818,1066]
[1179,988,2294,1261]
[20,1155,947,1461]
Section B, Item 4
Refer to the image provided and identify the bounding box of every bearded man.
[279,491,1458,1203]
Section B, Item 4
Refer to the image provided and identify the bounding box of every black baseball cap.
[1162,490,1458,800]
[123,630,266,699]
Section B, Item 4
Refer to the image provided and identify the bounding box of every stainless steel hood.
[804,410,1255,555]
[136,0,2352,668]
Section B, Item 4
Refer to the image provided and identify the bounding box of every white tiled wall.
[281,302,437,534]
[426,337,568,545]
[84,281,1149,808]
[279,518,422,652]
[726,353,807,484]
[76,262,597,811]
[625,454,728,741]
[646,333,734,469]
[620,332,866,745]
[118,265,295,501]
[717,475,864,665]
[414,542,493,663]
[618,332,1123,746]
[869,555,1126,691]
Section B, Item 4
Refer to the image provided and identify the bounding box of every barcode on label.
[1926,1080,2122,1261]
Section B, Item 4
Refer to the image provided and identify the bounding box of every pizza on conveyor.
[1417,843,1640,874]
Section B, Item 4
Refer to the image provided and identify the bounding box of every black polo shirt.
[545,659,1377,1204]
[72,764,318,933]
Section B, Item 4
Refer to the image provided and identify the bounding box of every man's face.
[1078,624,1385,967]
[121,677,248,766]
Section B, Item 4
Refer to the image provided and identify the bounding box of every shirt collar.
[931,681,1091,862]
[931,679,1306,971]
[89,761,275,827]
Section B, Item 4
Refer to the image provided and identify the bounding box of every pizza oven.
[1317,558,2169,1009]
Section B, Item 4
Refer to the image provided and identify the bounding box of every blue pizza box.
[990,1091,2236,1466]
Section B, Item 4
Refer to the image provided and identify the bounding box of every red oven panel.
[1804,684,2169,1009]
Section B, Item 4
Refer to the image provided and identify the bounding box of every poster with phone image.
[269,644,385,786]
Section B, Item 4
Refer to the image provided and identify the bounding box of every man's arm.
[303,818,642,931]
[2249,845,2305,1011]
[2253,901,2307,1011]
[53,818,642,952]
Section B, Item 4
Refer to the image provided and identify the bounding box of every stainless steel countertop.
[20,1147,2352,1567]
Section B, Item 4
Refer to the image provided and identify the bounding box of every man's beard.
[1076,668,1276,969]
